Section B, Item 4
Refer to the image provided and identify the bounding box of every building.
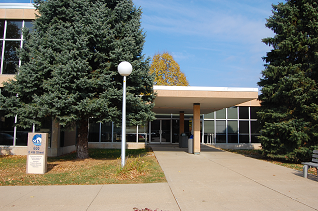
[0,3,261,156]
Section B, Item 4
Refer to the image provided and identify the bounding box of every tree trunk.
[77,117,89,159]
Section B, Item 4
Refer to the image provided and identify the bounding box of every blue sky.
[3,0,281,89]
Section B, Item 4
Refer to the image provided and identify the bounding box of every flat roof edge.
[153,86,258,92]
[0,3,35,9]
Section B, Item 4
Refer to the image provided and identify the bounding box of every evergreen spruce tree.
[0,0,155,159]
[258,0,318,162]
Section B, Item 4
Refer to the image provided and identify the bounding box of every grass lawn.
[0,148,166,186]
[223,149,317,176]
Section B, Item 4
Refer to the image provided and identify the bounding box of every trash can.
[188,135,193,154]
[179,133,188,148]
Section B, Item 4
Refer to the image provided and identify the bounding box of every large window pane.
[216,134,226,143]
[228,120,238,133]
[172,119,179,143]
[239,121,249,134]
[250,107,260,119]
[0,110,14,145]
[88,118,99,142]
[216,109,226,119]
[16,126,32,146]
[239,107,249,119]
[227,107,237,119]
[3,41,20,74]
[239,135,249,143]
[101,122,112,142]
[204,120,214,134]
[251,121,260,134]
[216,120,226,133]
[205,112,214,119]
[228,134,238,143]
[0,20,4,39]
[251,135,259,143]
[127,125,137,142]
[6,20,22,39]
[24,21,33,31]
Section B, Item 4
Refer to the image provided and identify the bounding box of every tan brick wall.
[0,75,15,87]
[0,8,37,19]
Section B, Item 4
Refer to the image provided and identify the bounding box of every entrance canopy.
[153,86,259,114]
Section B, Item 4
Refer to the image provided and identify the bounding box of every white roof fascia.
[0,3,35,9]
[153,85,258,92]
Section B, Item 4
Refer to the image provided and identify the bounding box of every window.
[0,20,33,74]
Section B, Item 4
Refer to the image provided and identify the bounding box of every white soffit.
[0,3,35,9]
[153,86,259,114]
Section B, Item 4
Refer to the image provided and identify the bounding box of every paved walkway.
[151,144,318,211]
[0,144,318,211]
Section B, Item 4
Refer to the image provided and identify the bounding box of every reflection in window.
[216,120,226,133]
[216,109,226,119]
[227,107,237,119]
[3,41,20,74]
[227,120,238,133]
[204,120,214,134]
[205,112,214,119]
[1,20,34,75]
[24,21,33,31]
[6,20,22,39]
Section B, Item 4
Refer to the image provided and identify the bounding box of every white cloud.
[136,0,274,46]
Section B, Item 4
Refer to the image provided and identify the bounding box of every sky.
[3,0,282,89]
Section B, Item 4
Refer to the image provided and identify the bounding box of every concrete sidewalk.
[0,144,318,211]
[0,183,178,211]
[151,144,318,211]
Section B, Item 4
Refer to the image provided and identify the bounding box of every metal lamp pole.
[117,61,132,168]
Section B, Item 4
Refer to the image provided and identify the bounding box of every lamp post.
[118,61,132,168]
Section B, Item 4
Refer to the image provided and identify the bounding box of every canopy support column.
[193,103,200,155]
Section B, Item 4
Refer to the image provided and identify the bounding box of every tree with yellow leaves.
[150,52,189,86]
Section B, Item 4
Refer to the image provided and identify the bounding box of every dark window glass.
[0,20,4,39]
[239,107,249,119]
[204,134,214,144]
[88,118,100,142]
[250,107,260,119]
[251,121,260,134]
[251,135,260,143]
[3,41,20,74]
[0,110,14,146]
[6,20,22,39]
[239,135,249,143]
[239,121,249,134]
[101,122,112,142]
[16,127,32,146]
[172,119,179,143]
[228,134,238,143]
[216,134,226,143]
[0,41,2,66]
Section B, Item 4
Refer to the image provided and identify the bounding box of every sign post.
[26,133,48,174]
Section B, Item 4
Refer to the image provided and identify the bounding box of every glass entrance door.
[150,120,171,143]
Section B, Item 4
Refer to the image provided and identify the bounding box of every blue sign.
[32,134,42,146]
